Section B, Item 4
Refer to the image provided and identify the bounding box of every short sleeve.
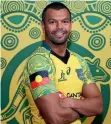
[81,59,95,84]
[26,54,58,100]
[74,52,95,85]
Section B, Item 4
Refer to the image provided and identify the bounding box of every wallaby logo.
[58,67,71,82]
[58,70,67,82]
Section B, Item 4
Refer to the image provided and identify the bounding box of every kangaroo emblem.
[86,58,110,82]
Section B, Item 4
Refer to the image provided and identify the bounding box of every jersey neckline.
[42,42,70,64]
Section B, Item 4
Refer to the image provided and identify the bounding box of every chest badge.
[58,67,71,82]
[58,70,67,82]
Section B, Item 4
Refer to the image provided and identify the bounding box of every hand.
[60,98,73,108]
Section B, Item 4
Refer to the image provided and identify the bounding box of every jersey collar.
[42,42,70,64]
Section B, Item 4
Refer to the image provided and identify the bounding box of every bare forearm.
[59,83,104,117]
[56,107,80,124]
[71,97,103,116]
[36,93,80,124]
[42,104,80,124]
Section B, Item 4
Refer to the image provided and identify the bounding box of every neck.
[45,40,67,56]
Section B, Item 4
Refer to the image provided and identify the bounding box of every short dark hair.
[42,2,71,23]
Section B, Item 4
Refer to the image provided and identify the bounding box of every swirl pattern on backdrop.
[88,34,106,51]
[1,1,25,14]
[1,33,19,50]
[69,30,80,42]
[0,57,7,69]
[63,0,86,13]
[29,27,41,39]
[96,1,111,18]
[106,58,111,69]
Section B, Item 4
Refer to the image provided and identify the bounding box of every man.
[23,2,103,124]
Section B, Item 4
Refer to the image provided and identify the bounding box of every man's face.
[42,8,72,45]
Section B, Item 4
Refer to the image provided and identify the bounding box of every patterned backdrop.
[1,0,111,124]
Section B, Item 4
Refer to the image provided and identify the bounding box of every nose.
[57,21,63,28]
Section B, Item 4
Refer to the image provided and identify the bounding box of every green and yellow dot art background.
[1,0,111,124]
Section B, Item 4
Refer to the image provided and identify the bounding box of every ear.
[41,21,45,33]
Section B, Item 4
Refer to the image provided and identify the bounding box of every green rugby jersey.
[23,42,94,124]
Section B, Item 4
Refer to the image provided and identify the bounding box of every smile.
[54,32,65,37]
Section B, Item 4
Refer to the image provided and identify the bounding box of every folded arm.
[60,83,103,117]
[35,93,80,124]
[60,58,103,117]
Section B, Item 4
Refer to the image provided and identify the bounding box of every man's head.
[41,2,72,45]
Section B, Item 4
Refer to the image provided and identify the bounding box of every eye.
[49,20,56,24]
[62,20,69,23]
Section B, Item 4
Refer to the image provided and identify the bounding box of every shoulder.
[28,46,51,61]
[68,50,84,61]
[68,49,88,67]
[26,46,52,67]
[25,46,55,75]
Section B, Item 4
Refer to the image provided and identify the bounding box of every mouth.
[54,32,65,38]
[53,30,67,38]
